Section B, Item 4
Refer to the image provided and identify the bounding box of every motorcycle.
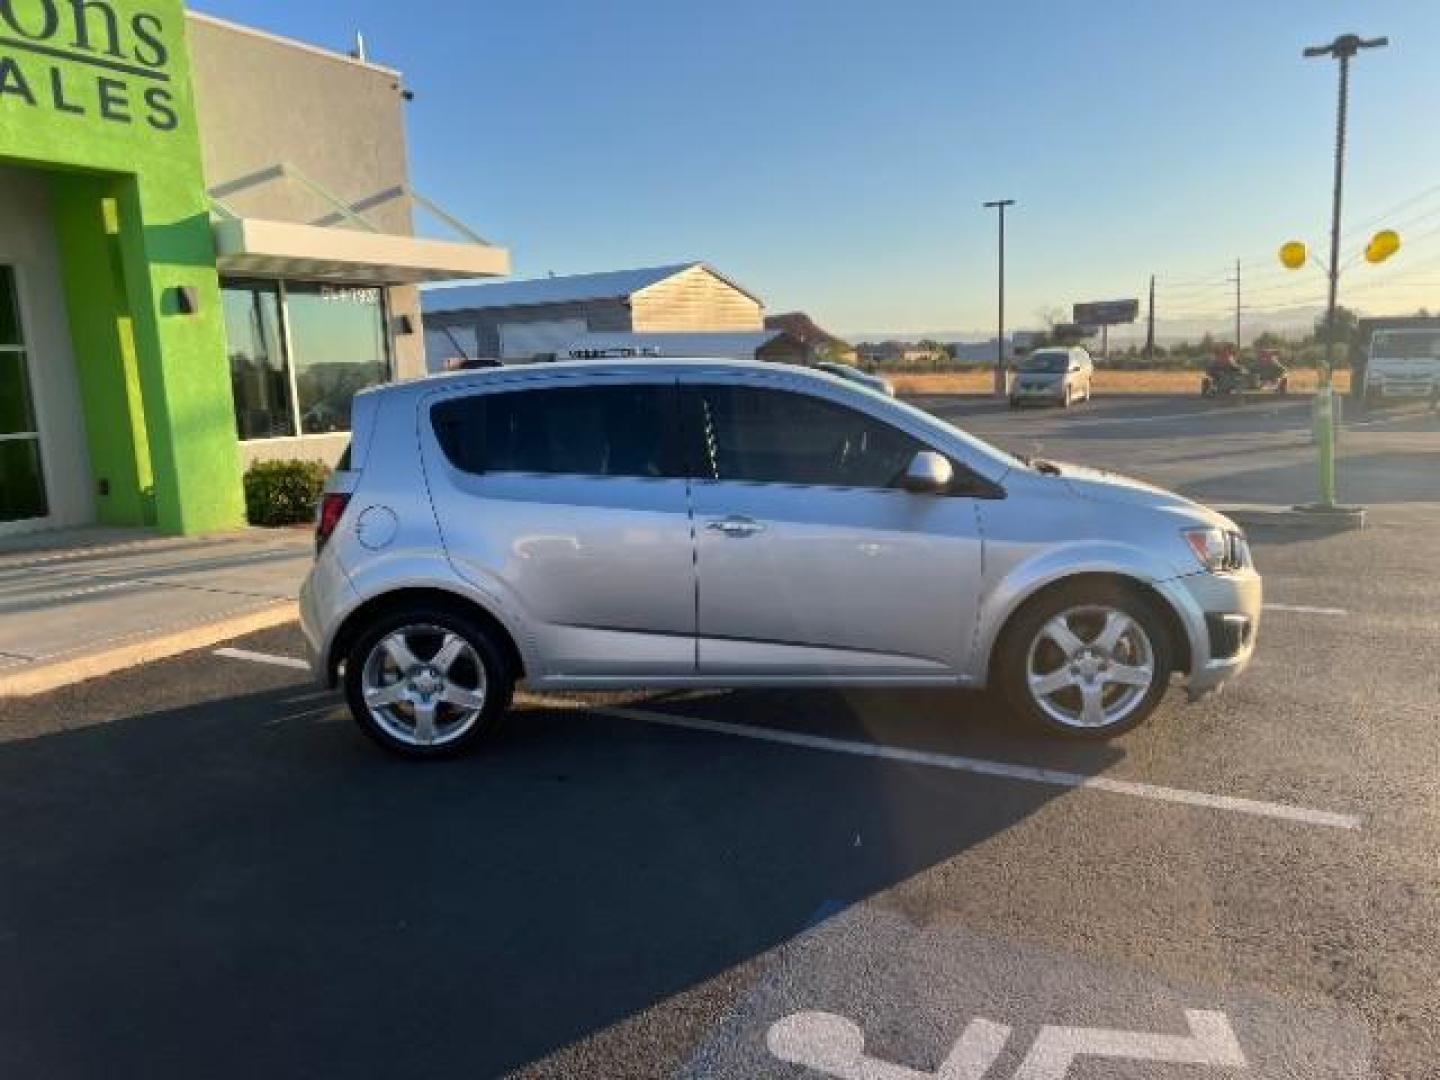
[1249,350,1290,393]
[1200,362,1245,397]
[1200,352,1289,397]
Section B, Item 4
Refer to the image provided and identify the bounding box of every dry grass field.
[889,368,1352,396]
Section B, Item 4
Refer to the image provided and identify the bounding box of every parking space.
[1,395,1437,1078]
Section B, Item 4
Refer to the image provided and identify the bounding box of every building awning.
[212,218,511,284]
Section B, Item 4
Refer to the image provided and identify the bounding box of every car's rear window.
[431,384,680,479]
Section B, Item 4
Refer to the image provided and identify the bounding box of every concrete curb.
[1217,504,1366,531]
[0,601,299,699]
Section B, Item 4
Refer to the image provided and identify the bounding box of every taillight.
[316,492,351,553]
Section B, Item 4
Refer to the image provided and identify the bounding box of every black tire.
[343,606,513,759]
[996,580,1175,740]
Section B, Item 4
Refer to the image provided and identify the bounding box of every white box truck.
[1363,327,1440,404]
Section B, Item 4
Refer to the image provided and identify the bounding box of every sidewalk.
[0,527,312,697]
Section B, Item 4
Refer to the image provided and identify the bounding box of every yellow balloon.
[1365,229,1400,264]
[1279,241,1307,269]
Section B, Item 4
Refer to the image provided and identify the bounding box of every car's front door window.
[691,384,923,489]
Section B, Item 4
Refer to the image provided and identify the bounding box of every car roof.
[361,358,832,402]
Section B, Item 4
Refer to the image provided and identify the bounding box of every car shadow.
[0,681,1120,1078]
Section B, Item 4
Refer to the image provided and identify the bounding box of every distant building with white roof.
[422,262,766,367]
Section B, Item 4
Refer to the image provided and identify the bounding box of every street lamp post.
[983,199,1015,397]
[1303,32,1387,510]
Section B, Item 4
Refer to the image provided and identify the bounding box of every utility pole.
[1145,274,1156,364]
[1229,258,1242,354]
[983,199,1015,397]
[1303,32,1387,510]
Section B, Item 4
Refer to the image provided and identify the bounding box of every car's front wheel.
[343,608,513,758]
[998,581,1174,739]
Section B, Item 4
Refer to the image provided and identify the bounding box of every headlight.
[1183,527,1247,572]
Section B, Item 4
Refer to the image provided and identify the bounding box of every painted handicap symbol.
[767,1008,1246,1078]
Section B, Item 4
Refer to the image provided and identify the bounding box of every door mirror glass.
[900,450,953,493]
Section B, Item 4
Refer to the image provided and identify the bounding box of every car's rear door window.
[432,384,681,478]
[688,384,922,488]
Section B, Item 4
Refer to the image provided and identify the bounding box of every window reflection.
[223,281,294,439]
[286,283,390,435]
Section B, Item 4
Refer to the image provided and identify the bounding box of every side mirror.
[900,450,953,494]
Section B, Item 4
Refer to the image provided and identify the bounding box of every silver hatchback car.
[300,359,1260,757]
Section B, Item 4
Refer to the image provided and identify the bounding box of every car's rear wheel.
[343,608,513,758]
[998,582,1174,739]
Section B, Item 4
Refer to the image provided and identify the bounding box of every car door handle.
[706,516,766,538]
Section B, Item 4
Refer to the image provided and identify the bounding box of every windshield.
[1371,330,1440,358]
[1020,353,1069,373]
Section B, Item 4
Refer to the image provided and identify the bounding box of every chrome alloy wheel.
[1024,605,1156,730]
[360,624,488,748]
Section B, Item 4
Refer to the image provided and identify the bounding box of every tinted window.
[433,384,677,478]
[693,385,923,488]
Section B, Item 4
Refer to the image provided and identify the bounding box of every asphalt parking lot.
[1,393,1437,1078]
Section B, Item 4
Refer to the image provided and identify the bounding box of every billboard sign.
[1074,299,1140,326]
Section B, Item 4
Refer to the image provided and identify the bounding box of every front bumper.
[1157,567,1263,698]
[1012,383,1064,401]
[1368,377,1439,399]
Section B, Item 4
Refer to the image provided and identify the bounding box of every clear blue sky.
[194,0,1440,340]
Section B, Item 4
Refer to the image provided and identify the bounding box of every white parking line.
[1264,602,1349,616]
[214,647,310,671]
[212,649,1362,831]
[531,699,1363,831]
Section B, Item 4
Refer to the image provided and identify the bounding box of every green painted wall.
[49,174,154,525]
[0,0,243,534]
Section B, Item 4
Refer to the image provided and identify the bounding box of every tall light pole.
[983,198,1015,397]
[1304,32,1387,510]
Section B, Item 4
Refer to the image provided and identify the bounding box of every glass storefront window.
[0,439,48,523]
[221,280,392,441]
[0,265,48,523]
[223,281,294,440]
[0,265,20,347]
[285,283,391,435]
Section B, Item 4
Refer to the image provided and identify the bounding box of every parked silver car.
[1009,346,1094,408]
[300,359,1259,757]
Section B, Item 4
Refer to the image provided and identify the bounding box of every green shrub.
[243,459,331,527]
